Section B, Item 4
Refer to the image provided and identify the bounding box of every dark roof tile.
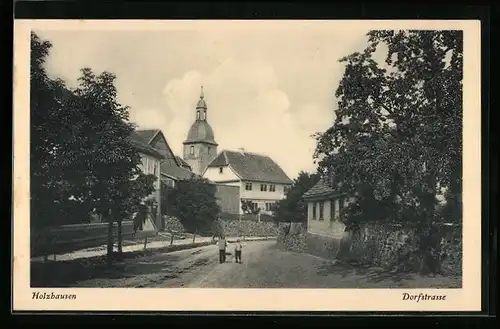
[130,131,164,159]
[207,150,293,184]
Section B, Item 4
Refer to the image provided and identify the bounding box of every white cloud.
[37,27,371,179]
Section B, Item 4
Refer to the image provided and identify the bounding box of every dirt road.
[73,240,461,288]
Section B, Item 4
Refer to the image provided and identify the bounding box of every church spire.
[196,85,207,120]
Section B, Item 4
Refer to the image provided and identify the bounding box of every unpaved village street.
[70,240,461,289]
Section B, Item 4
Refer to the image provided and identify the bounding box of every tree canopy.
[274,171,320,223]
[161,177,220,234]
[30,32,157,258]
[313,30,463,227]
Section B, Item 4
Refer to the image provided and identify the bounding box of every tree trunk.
[117,219,123,254]
[106,211,114,264]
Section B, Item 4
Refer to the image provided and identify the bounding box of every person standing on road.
[218,235,227,263]
[234,239,243,264]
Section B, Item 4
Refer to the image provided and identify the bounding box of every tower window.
[219,167,223,174]
[190,146,194,155]
[208,147,211,155]
[196,111,200,120]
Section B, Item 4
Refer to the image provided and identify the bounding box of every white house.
[302,179,356,239]
[202,149,294,215]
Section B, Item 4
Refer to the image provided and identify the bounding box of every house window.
[219,167,223,174]
[190,146,194,155]
[269,184,276,192]
[312,202,317,220]
[153,161,157,176]
[245,183,252,190]
[260,184,267,192]
[284,186,290,194]
[253,202,259,212]
[265,202,275,212]
[319,202,324,221]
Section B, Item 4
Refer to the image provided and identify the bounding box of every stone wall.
[220,219,279,237]
[277,221,462,275]
[163,215,278,237]
[340,222,462,275]
[276,222,307,253]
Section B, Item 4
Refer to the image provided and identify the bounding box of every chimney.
[238,148,246,155]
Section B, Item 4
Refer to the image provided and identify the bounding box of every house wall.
[215,184,240,215]
[150,133,178,167]
[203,165,239,182]
[240,181,291,215]
[138,152,162,228]
[306,196,355,239]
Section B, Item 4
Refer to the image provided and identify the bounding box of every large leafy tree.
[162,177,220,234]
[313,30,462,273]
[30,32,156,261]
[30,32,78,230]
[274,171,320,223]
[314,30,462,229]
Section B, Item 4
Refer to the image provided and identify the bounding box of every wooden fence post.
[170,233,174,246]
[192,232,196,244]
[143,236,148,250]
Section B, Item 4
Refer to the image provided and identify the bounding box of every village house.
[302,179,355,239]
[134,87,295,217]
[203,149,293,215]
[130,131,165,229]
[134,129,199,188]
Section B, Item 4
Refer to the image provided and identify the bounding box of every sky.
[36,26,372,180]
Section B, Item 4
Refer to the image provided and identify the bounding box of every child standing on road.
[234,239,243,264]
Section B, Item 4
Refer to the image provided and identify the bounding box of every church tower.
[183,86,218,176]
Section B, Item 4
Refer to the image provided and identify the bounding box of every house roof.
[302,178,347,200]
[134,129,158,144]
[161,162,198,181]
[136,129,183,167]
[130,131,164,159]
[206,150,293,185]
[175,156,191,168]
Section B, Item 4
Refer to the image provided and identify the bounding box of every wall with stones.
[163,215,279,237]
[339,222,462,275]
[277,221,462,275]
[220,219,279,237]
[276,222,307,253]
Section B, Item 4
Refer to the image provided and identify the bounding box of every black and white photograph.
[13,19,481,311]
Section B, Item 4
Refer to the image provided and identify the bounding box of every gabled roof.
[130,131,164,159]
[134,129,158,144]
[175,156,191,169]
[302,178,347,200]
[206,150,293,185]
[161,162,198,181]
[136,129,182,167]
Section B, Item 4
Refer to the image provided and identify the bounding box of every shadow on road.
[316,261,415,284]
[31,252,184,287]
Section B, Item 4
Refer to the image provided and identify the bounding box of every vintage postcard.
[13,19,481,312]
